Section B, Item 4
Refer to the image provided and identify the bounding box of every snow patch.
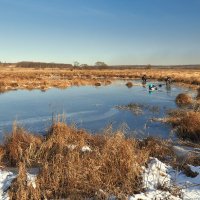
[81,146,92,152]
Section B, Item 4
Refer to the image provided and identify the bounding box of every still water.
[0,81,193,140]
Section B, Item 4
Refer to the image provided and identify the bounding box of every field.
[0,66,200,92]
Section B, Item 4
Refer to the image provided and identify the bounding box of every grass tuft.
[126,82,133,88]
[169,111,200,142]
[3,123,42,167]
[175,93,193,106]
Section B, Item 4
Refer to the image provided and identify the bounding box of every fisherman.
[165,76,172,85]
[142,75,147,84]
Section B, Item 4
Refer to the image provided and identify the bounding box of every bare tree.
[73,61,80,67]
[95,61,107,67]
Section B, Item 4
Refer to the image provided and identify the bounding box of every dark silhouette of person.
[142,75,147,84]
[165,76,172,85]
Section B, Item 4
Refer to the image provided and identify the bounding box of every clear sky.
[0,0,200,65]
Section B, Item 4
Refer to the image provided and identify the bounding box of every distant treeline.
[15,62,73,68]
[0,61,200,69]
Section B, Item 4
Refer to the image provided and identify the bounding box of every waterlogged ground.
[0,80,193,140]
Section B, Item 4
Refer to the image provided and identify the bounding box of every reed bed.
[0,67,200,92]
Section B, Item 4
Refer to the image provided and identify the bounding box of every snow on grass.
[81,146,92,152]
[67,144,92,152]
[0,158,199,199]
[26,173,37,189]
[171,164,200,200]
[130,158,200,200]
[0,170,16,200]
[0,170,37,200]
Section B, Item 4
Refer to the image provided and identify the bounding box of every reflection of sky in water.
[0,80,193,140]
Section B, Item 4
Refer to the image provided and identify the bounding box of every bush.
[3,123,42,166]
[126,82,133,88]
[175,93,192,106]
[170,111,200,142]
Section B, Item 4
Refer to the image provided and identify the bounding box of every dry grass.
[138,137,174,163]
[197,87,200,99]
[4,122,150,199]
[3,123,42,167]
[3,122,199,199]
[1,119,198,199]
[126,82,133,88]
[175,93,193,106]
[0,67,200,92]
[0,146,5,167]
[168,110,200,142]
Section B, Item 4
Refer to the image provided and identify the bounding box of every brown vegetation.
[1,122,151,199]
[168,110,200,142]
[3,123,42,167]
[0,122,197,199]
[0,67,200,92]
[126,82,133,88]
[197,87,200,99]
[139,137,174,162]
[175,93,193,106]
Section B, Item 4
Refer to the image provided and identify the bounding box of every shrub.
[94,82,101,86]
[3,123,42,166]
[175,93,192,106]
[170,111,200,142]
[126,82,133,88]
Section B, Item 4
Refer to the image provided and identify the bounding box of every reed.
[1,67,200,92]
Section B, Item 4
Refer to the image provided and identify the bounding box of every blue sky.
[0,0,200,65]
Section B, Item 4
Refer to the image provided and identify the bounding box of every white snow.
[130,158,200,200]
[67,144,92,152]
[67,144,77,150]
[81,146,92,152]
[0,170,16,200]
[27,173,37,189]
[0,170,37,200]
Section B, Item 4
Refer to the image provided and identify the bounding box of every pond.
[0,80,193,140]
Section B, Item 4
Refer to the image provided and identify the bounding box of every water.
[0,80,193,140]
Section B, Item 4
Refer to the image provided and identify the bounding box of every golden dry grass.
[3,122,151,199]
[3,123,42,167]
[0,67,200,92]
[138,137,174,162]
[175,93,193,106]
[168,110,200,142]
[3,121,199,199]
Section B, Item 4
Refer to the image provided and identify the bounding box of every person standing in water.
[165,76,172,85]
[142,75,147,84]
